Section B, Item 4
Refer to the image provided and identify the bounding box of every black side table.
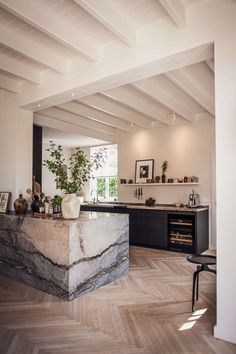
[186,254,216,312]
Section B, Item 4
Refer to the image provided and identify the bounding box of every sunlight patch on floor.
[179,308,208,331]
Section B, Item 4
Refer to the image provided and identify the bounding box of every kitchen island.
[0,212,129,300]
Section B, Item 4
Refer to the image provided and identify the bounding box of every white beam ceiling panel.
[132,76,199,122]
[0,0,97,62]
[206,59,215,72]
[165,65,215,115]
[39,107,116,136]
[159,0,186,28]
[0,54,41,84]
[79,94,152,129]
[75,0,136,46]
[0,25,67,74]
[59,101,131,132]
[0,72,21,93]
[34,114,113,143]
[103,85,172,125]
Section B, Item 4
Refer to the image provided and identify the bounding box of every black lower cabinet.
[129,209,167,249]
[80,205,209,253]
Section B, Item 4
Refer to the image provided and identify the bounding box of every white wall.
[214,31,236,344]
[42,142,73,198]
[0,91,33,208]
[118,115,214,203]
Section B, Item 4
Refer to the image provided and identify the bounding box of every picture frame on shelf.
[0,192,11,213]
[135,159,154,184]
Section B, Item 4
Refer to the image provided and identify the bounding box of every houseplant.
[44,141,106,219]
[161,160,168,183]
[51,195,62,214]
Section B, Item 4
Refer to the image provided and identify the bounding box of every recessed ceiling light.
[72,92,76,97]
[37,104,41,107]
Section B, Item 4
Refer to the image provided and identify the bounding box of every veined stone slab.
[0,212,129,300]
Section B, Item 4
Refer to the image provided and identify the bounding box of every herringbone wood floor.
[0,247,235,354]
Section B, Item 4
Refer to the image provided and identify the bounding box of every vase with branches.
[44,141,106,218]
[161,160,168,183]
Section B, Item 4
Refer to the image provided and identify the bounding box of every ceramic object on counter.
[14,194,28,214]
[61,193,80,219]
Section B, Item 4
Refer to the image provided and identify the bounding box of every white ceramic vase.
[61,193,80,219]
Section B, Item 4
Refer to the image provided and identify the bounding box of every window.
[90,144,118,201]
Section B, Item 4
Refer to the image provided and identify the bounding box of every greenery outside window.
[90,145,118,201]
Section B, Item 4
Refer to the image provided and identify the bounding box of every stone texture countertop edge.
[1,211,127,223]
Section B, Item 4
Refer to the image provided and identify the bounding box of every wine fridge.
[168,214,195,253]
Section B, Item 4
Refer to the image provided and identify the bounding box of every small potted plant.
[52,195,62,214]
[44,141,106,219]
[161,160,168,183]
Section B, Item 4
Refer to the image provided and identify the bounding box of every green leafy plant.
[44,141,106,194]
[51,195,62,206]
[161,160,168,174]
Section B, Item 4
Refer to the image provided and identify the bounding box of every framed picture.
[0,192,11,213]
[135,159,154,183]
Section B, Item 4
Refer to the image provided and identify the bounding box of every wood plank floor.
[0,247,235,354]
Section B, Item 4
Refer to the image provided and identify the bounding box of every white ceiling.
[43,127,107,148]
[0,0,214,146]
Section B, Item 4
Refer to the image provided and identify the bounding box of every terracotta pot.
[61,193,80,219]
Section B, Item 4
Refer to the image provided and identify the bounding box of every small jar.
[14,194,28,214]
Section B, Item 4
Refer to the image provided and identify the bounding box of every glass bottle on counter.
[44,196,50,215]
[49,198,54,215]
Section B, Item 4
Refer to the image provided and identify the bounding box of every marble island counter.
[0,212,129,300]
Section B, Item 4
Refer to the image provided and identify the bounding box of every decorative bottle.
[14,194,28,214]
[44,196,50,215]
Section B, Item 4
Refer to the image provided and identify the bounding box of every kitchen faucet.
[91,189,99,204]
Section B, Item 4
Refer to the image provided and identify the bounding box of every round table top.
[187,254,216,265]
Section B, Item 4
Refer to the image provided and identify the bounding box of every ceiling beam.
[59,101,131,132]
[0,72,21,93]
[206,59,214,72]
[159,0,186,28]
[38,107,116,136]
[79,94,152,129]
[75,0,136,47]
[0,54,41,84]
[0,25,67,74]
[165,69,215,115]
[132,77,195,122]
[0,0,97,62]
[34,114,113,143]
[103,86,172,125]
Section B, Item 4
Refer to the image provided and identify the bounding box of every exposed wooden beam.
[39,107,116,136]
[0,0,97,62]
[165,69,214,115]
[103,86,172,125]
[159,0,186,28]
[59,101,131,132]
[0,72,21,93]
[132,77,195,122]
[0,54,41,84]
[75,0,136,46]
[34,114,114,143]
[79,94,152,129]
[0,25,67,74]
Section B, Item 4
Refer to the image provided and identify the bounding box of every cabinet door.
[129,212,167,248]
